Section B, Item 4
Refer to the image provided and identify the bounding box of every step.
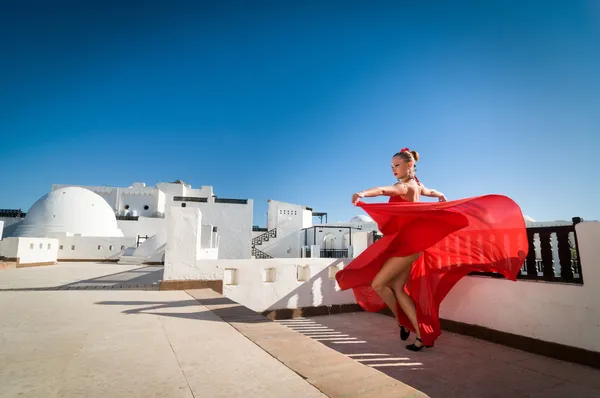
[117,255,149,265]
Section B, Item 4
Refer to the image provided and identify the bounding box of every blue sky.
[0,1,598,225]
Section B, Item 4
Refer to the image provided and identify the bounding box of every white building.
[0,180,250,265]
[50,180,250,259]
[251,200,380,260]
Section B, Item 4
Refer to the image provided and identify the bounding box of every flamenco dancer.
[336,148,528,351]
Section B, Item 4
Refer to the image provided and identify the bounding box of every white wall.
[178,199,253,259]
[221,258,356,313]
[0,220,3,240]
[303,226,356,251]
[52,183,162,217]
[117,217,166,239]
[260,230,302,258]
[0,237,19,258]
[351,231,373,258]
[120,190,159,217]
[0,237,58,264]
[163,207,220,281]
[55,235,136,260]
[440,221,600,353]
[268,200,311,232]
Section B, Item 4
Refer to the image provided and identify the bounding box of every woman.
[336,148,528,351]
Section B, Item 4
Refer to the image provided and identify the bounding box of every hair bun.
[410,150,419,162]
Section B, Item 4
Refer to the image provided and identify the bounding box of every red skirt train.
[335,194,529,346]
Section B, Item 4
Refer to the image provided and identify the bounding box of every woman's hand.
[438,194,447,202]
[352,192,363,205]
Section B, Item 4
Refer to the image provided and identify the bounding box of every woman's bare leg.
[371,253,421,328]
[391,264,420,340]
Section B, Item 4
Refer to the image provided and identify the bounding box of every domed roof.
[12,187,123,238]
[523,215,536,222]
[349,215,374,224]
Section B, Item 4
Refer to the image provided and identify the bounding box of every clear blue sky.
[0,1,598,225]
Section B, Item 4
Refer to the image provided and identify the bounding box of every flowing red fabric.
[335,194,528,346]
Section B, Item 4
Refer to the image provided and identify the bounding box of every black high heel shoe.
[406,337,433,352]
[399,325,410,341]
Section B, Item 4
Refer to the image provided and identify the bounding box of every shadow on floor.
[276,312,600,398]
[0,265,163,292]
[95,296,271,324]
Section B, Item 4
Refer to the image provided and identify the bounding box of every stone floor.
[0,289,327,397]
[276,313,600,398]
[2,262,599,397]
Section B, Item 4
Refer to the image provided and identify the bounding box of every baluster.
[538,231,554,280]
[557,229,574,281]
[525,230,537,277]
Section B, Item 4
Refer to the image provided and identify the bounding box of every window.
[121,245,125,250]
[143,205,149,210]
[97,245,102,250]
[47,243,51,250]
[29,243,34,249]
[59,245,64,250]
[124,205,130,210]
[109,245,113,251]
[181,203,187,207]
[39,243,43,249]
[71,245,75,250]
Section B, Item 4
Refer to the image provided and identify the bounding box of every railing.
[372,231,383,242]
[252,228,277,246]
[300,247,312,258]
[252,246,272,259]
[136,235,149,247]
[117,215,139,221]
[471,218,583,284]
[173,196,208,203]
[0,209,26,218]
[320,249,349,258]
[252,225,268,232]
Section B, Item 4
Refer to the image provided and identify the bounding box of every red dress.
[335,194,528,346]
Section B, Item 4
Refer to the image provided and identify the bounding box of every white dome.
[349,215,374,224]
[523,215,536,222]
[13,187,123,238]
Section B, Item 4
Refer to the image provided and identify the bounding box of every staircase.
[251,228,277,259]
[117,255,149,265]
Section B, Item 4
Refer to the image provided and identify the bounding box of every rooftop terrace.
[1,262,598,397]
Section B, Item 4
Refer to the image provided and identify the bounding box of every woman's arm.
[352,182,409,204]
[420,185,447,202]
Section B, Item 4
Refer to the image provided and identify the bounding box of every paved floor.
[276,313,600,398]
[0,290,328,397]
[0,262,162,291]
[0,263,329,397]
[2,262,600,397]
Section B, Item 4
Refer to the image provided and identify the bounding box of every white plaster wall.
[0,237,58,264]
[268,200,308,232]
[351,231,372,258]
[55,235,136,260]
[129,231,166,261]
[439,221,600,353]
[16,238,59,264]
[302,209,313,228]
[117,217,165,239]
[0,237,19,258]
[180,200,253,259]
[164,206,221,281]
[156,190,166,216]
[220,258,356,313]
[120,190,158,217]
[260,230,302,258]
